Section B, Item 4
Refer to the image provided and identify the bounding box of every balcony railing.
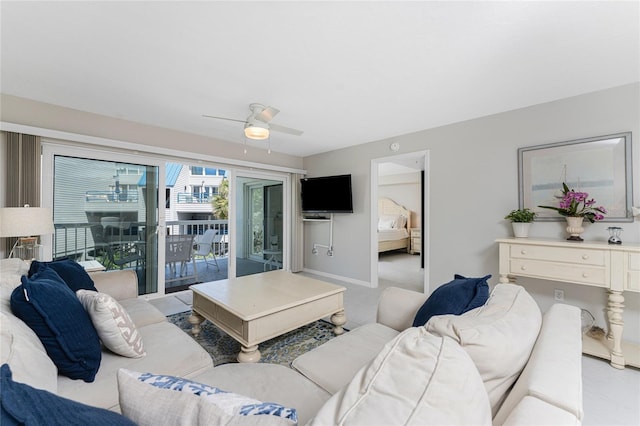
[176,193,213,204]
[53,219,228,263]
[85,190,139,203]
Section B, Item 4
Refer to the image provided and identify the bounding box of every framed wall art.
[518,132,633,222]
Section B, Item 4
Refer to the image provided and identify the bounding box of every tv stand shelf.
[303,217,332,222]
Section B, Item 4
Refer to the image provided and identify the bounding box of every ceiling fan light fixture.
[244,122,270,140]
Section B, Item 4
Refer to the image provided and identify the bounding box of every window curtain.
[2,132,42,254]
[290,173,304,272]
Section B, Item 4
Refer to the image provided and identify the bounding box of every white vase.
[565,217,585,241]
[512,222,531,238]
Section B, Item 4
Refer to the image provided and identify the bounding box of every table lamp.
[0,205,55,261]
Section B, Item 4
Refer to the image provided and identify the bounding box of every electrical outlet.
[554,289,565,302]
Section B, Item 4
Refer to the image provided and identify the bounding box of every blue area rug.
[168,311,344,367]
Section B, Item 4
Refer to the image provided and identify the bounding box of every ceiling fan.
[203,103,304,140]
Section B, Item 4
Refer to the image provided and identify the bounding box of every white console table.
[497,238,640,369]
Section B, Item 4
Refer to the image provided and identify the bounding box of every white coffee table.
[189,270,347,363]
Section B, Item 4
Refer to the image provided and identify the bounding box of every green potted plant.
[504,208,537,238]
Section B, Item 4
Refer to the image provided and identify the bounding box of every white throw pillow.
[396,214,407,229]
[310,327,492,426]
[117,369,296,426]
[76,290,145,358]
[378,214,401,230]
[426,284,542,416]
[0,258,29,312]
[0,311,58,393]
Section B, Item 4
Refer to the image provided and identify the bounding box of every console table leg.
[607,290,625,369]
[331,310,347,335]
[237,345,261,363]
[499,274,516,284]
[188,311,205,337]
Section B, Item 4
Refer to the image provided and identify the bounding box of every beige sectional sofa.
[1,258,583,425]
[198,286,584,425]
[1,259,213,412]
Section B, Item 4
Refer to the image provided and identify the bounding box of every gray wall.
[303,83,640,342]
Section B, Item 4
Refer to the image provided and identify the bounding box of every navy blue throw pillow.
[412,274,491,327]
[0,364,135,426]
[29,259,97,292]
[10,270,101,382]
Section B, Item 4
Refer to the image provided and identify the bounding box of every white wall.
[303,83,640,342]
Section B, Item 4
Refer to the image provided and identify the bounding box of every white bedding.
[378,228,409,242]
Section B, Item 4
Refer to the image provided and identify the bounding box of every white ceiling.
[1,1,638,158]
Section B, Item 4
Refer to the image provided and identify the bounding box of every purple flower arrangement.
[539,182,606,223]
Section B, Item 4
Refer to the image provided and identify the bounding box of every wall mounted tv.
[300,174,353,214]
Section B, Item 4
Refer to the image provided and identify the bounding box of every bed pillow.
[378,215,399,230]
[76,290,145,358]
[426,284,542,415]
[29,259,97,292]
[10,271,101,382]
[310,327,492,425]
[412,274,490,326]
[117,369,296,426]
[396,214,407,229]
[0,364,135,426]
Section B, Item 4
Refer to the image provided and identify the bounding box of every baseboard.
[301,268,373,288]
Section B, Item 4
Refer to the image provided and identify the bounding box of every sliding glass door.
[43,145,160,295]
[43,143,294,294]
[234,172,288,277]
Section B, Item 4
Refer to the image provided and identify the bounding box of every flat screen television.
[300,174,353,214]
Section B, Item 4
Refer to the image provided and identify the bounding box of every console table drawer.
[510,244,605,266]
[510,259,607,287]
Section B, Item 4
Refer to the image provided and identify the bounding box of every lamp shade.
[0,207,55,237]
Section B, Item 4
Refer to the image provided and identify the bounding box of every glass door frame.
[228,169,291,277]
[41,142,168,297]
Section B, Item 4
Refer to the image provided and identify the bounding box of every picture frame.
[518,132,633,222]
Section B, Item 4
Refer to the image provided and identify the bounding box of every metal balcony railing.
[176,193,213,204]
[53,219,229,263]
[85,190,139,203]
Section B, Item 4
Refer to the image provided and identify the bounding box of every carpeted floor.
[168,311,345,367]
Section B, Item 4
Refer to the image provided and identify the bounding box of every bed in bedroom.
[377,197,411,253]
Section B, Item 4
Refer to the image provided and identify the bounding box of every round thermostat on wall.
[389,142,400,152]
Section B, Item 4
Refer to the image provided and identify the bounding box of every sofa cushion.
[501,396,581,426]
[118,298,167,328]
[193,364,331,426]
[117,369,295,426]
[0,311,58,393]
[412,274,490,326]
[310,327,492,425]
[292,322,400,394]
[29,259,98,292]
[10,271,102,382]
[76,290,146,358]
[426,284,542,416]
[493,303,584,425]
[0,364,135,426]
[56,320,214,411]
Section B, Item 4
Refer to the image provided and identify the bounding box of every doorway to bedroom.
[371,151,428,294]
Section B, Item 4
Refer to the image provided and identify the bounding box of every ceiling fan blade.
[202,114,247,124]
[269,123,304,136]
[255,106,279,123]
